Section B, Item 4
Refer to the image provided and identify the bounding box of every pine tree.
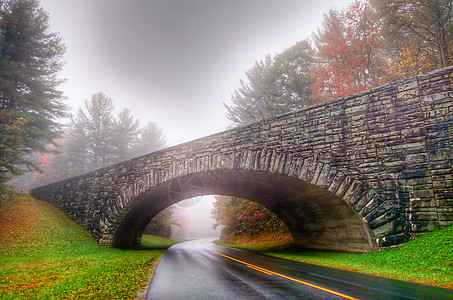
[134,121,166,156]
[224,40,315,126]
[112,108,140,162]
[71,92,115,170]
[272,40,315,109]
[224,55,277,126]
[0,0,66,185]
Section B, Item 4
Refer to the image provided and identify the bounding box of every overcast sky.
[40,0,352,146]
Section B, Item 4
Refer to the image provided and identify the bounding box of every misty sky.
[172,196,221,240]
[40,0,352,146]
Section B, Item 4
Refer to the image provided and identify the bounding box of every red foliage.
[310,0,386,103]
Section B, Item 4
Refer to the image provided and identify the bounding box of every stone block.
[410,221,439,232]
[365,200,393,223]
[397,89,419,100]
[353,189,377,212]
[406,211,439,221]
[377,233,411,247]
[367,208,399,229]
[372,217,408,238]
[311,162,324,185]
[316,164,331,187]
[400,169,431,179]
[435,191,453,200]
[437,211,453,221]
[398,79,418,92]
[328,172,346,194]
[322,167,339,190]
[343,180,363,204]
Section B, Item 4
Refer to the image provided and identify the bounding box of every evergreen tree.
[134,121,166,156]
[225,40,315,126]
[72,92,115,170]
[272,40,315,109]
[112,108,140,162]
[0,0,66,186]
[225,55,277,126]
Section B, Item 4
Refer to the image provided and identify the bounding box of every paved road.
[146,239,452,300]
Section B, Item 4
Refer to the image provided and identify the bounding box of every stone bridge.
[31,67,453,252]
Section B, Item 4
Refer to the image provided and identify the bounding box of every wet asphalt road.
[146,239,452,300]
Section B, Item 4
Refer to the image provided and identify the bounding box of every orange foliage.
[0,198,41,245]
[310,0,386,103]
[385,47,437,81]
[235,233,294,247]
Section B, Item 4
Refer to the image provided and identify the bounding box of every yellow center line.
[246,264,273,275]
[213,251,359,300]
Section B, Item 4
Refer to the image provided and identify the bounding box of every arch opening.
[142,195,293,245]
[110,170,378,252]
[143,196,222,241]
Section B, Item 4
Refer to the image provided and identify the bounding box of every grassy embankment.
[0,192,177,299]
[216,226,453,289]
[218,233,294,251]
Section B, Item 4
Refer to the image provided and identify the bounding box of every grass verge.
[140,234,178,249]
[216,226,453,289]
[0,192,174,299]
[215,233,294,252]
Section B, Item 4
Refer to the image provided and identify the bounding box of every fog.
[171,196,221,241]
[35,0,351,237]
[40,0,353,146]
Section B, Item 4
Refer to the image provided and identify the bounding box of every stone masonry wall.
[31,67,453,250]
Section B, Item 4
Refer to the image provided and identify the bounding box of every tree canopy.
[9,92,167,190]
[226,0,452,124]
[372,0,453,69]
[0,0,66,188]
[225,40,315,126]
[310,2,386,102]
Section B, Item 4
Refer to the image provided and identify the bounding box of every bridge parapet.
[31,67,453,252]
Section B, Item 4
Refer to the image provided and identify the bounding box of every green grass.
[140,234,178,249]
[214,233,294,252]
[218,226,453,289]
[0,193,174,299]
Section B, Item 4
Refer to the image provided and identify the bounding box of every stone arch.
[30,67,453,252]
[102,168,379,253]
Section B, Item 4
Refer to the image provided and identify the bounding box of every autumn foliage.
[212,196,290,242]
[310,1,386,103]
[220,0,453,244]
[226,0,452,123]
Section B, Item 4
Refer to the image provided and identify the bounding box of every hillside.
[218,225,453,289]
[0,194,169,299]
